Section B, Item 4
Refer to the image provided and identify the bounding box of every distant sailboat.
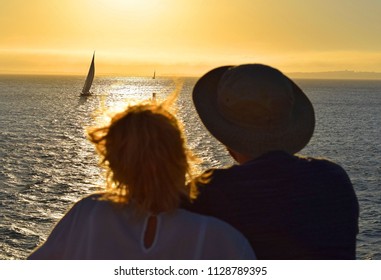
[81,52,95,96]
[152,70,156,79]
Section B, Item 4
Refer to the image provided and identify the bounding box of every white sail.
[81,52,95,95]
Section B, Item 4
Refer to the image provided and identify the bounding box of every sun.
[88,0,169,30]
[94,0,164,15]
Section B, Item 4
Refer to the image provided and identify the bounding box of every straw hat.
[192,64,315,159]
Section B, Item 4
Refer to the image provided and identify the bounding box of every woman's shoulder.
[65,192,121,219]
[75,192,113,207]
[79,192,105,201]
[175,210,256,259]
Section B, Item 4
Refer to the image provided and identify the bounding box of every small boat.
[81,52,95,96]
[152,70,156,79]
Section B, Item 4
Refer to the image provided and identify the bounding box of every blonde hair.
[88,100,201,214]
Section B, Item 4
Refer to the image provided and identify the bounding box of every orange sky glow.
[1,0,381,76]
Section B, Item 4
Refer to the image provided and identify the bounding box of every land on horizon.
[288,70,381,80]
[1,70,381,80]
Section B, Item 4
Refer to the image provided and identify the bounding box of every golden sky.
[1,0,381,76]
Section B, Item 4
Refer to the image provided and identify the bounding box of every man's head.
[193,64,315,160]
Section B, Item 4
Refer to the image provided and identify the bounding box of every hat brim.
[192,65,315,158]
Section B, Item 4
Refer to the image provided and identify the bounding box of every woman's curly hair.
[87,101,202,215]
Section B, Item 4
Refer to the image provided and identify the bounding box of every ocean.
[0,75,380,260]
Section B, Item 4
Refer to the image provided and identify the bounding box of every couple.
[28,64,359,260]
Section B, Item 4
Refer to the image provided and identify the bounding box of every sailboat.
[81,52,95,96]
[152,70,156,79]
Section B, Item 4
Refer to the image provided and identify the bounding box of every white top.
[28,194,256,260]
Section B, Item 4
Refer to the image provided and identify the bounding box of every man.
[186,64,359,259]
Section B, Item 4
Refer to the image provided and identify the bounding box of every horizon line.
[2,70,381,80]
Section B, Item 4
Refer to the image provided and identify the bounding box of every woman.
[28,98,255,260]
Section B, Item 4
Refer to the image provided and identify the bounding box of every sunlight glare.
[94,0,164,21]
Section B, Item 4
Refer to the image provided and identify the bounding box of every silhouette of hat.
[193,64,315,158]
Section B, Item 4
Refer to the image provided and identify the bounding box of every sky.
[1,0,381,76]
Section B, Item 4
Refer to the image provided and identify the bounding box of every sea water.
[0,75,380,259]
